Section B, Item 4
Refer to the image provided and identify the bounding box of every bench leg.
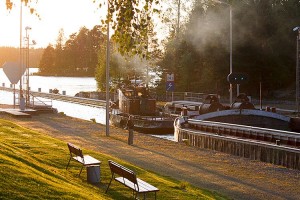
[66,157,72,170]
[79,165,84,176]
[105,174,114,193]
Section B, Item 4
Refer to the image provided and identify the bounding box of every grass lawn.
[0,118,228,199]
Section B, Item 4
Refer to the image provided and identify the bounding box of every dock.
[0,86,106,108]
[0,109,32,118]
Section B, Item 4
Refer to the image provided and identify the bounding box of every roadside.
[1,110,300,200]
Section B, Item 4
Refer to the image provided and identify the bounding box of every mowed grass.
[0,118,228,200]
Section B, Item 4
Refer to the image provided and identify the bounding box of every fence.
[175,119,300,170]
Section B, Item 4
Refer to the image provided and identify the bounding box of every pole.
[105,0,110,136]
[229,5,233,104]
[297,34,299,115]
[19,0,23,108]
[260,81,262,110]
[26,28,30,107]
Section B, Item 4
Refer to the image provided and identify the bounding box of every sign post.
[166,73,175,101]
[2,62,26,109]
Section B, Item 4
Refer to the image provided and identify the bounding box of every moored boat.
[110,87,174,134]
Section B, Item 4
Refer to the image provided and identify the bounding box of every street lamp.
[105,0,110,136]
[213,0,233,104]
[293,26,300,115]
[24,26,36,107]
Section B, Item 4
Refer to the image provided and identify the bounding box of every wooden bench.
[66,143,101,176]
[106,160,159,199]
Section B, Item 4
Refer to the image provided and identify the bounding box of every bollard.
[49,89,52,93]
[38,88,41,92]
[266,106,270,112]
[276,140,280,145]
[62,91,66,95]
[271,107,276,113]
[181,107,188,116]
[2,83,5,87]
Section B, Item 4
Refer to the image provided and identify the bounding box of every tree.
[39,45,55,74]
[157,0,300,99]
[38,25,106,76]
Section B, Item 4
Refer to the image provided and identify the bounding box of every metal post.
[293,26,300,115]
[229,5,233,104]
[213,1,233,104]
[105,0,110,136]
[260,81,262,110]
[26,27,30,107]
[297,34,299,115]
[19,0,23,108]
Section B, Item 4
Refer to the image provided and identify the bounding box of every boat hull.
[110,113,174,135]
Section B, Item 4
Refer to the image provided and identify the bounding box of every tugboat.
[110,86,175,134]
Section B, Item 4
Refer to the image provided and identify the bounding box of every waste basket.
[87,165,100,183]
[20,97,25,111]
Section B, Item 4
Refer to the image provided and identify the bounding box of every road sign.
[166,73,174,82]
[166,81,175,92]
[2,62,26,84]
[227,72,249,84]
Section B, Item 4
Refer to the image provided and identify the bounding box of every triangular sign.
[2,62,26,84]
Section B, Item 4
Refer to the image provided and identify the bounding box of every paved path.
[2,112,300,200]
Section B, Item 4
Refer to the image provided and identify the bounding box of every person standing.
[127,115,134,145]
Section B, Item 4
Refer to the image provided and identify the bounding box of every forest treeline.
[38,26,105,77]
[0,47,43,68]
[156,0,300,98]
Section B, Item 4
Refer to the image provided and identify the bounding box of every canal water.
[0,68,174,140]
[0,68,105,123]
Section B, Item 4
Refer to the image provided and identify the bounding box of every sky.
[0,0,105,48]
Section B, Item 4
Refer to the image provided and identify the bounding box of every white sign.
[166,73,174,82]
[2,62,26,84]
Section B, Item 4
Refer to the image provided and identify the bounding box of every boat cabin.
[118,87,156,116]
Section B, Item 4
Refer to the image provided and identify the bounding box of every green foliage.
[0,118,228,200]
[38,26,106,77]
[158,0,300,98]
[99,0,161,59]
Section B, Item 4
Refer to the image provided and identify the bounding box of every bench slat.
[136,178,159,192]
[82,155,101,166]
[115,177,159,193]
[107,160,159,199]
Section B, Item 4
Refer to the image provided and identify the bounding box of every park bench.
[66,143,101,176]
[106,160,159,200]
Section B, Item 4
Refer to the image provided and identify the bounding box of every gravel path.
[1,111,300,200]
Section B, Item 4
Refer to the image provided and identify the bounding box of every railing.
[165,92,218,102]
[0,86,106,108]
[187,119,300,147]
[174,118,300,170]
[29,95,53,108]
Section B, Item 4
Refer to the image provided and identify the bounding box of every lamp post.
[19,0,23,110]
[25,26,31,107]
[213,0,233,104]
[293,26,300,115]
[105,0,110,136]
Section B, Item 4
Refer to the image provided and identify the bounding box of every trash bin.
[20,97,25,111]
[87,165,100,183]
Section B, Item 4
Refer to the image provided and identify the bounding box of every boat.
[163,94,225,117]
[110,87,175,134]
